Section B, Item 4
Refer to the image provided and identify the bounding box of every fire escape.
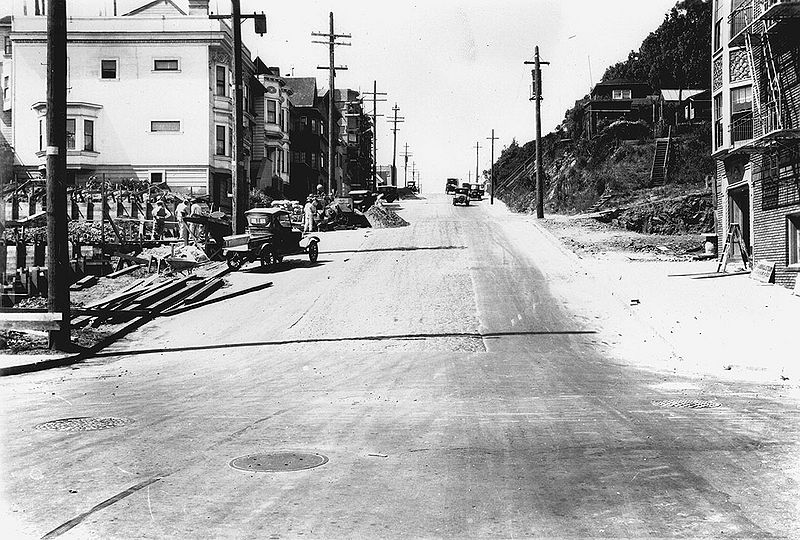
[728,0,800,150]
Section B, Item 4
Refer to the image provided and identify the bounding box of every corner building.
[712,0,800,289]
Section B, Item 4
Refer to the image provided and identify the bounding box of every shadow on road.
[93,329,597,359]
[241,260,327,274]
[321,246,466,255]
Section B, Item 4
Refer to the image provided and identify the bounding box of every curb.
[0,314,154,377]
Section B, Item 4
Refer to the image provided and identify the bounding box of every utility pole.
[362,81,386,191]
[313,12,350,195]
[209,4,266,234]
[46,0,70,349]
[474,141,481,187]
[487,129,499,205]
[525,46,549,218]
[402,143,413,188]
[387,103,404,187]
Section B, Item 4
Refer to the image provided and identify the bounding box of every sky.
[12,0,680,187]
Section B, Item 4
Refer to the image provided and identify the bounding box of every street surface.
[1,194,799,539]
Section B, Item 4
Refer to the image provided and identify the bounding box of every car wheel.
[308,242,319,263]
[226,253,243,271]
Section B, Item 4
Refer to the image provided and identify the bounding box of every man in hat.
[152,200,172,240]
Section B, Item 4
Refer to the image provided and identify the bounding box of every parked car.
[469,184,484,200]
[445,178,459,194]
[407,180,419,193]
[376,185,398,203]
[452,187,470,206]
[222,208,319,270]
[349,189,376,212]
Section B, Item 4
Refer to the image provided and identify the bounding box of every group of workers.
[152,198,203,244]
[303,184,336,233]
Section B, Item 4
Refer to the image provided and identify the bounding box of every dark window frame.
[83,119,94,151]
[154,59,180,72]
[215,65,227,97]
[66,118,76,149]
[215,125,226,156]
[101,59,117,79]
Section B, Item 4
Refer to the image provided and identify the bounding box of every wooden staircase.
[586,192,614,213]
[650,132,671,187]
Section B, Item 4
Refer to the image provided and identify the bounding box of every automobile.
[376,185,398,203]
[222,208,319,270]
[452,187,470,206]
[469,184,484,200]
[349,189,376,212]
[445,178,459,194]
[406,180,419,193]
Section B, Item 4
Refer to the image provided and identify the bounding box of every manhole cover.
[652,399,721,409]
[34,417,134,432]
[229,451,328,472]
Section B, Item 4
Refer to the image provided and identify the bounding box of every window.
[84,120,94,151]
[39,119,44,151]
[154,59,179,71]
[612,89,632,100]
[150,120,181,132]
[229,127,233,155]
[216,125,226,156]
[267,100,277,124]
[788,214,800,267]
[243,84,249,112]
[149,171,164,184]
[66,119,76,149]
[101,59,117,79]
[215,66,226,96]
[730,86,752,113]
[3,36,11,55]
[2,75,9,100]
[713,20,721,51]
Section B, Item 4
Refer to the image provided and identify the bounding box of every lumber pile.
[365,205,409,229]
[70,262,229,329]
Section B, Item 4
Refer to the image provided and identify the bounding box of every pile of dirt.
[365,205,409,229]
[604,192,714,235]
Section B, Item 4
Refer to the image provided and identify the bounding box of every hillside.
[491,0,714,235]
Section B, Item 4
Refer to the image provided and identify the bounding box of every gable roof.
[123,0,187,17]
[660,89,706,101]
[284,77,318,107]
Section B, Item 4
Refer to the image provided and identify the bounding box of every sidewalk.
[487,198,799,386]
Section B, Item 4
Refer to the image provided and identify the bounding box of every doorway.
[727,184,751,256]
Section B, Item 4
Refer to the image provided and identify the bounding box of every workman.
[303,195,316,233]
[175,198,189,245]
[152,200,172,240]
[189,198,203,240]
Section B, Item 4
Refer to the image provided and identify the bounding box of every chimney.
[188,0,209,16]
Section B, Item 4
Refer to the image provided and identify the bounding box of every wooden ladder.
[717,223,750,273]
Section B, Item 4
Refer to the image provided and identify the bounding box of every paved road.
[1,194,798,539]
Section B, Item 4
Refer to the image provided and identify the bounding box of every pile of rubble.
[365,205,409,229]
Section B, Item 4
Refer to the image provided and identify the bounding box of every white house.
[9,0,255,211]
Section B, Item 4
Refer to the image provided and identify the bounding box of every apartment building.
[8,0,256,212]
[712,0,800,289]
[253,59,291,193]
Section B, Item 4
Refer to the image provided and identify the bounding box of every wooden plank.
[105,264,143,279]
[130,276,193,307]
[0,312,63,322]
[690,270,750,280]
[181,278,224,305]
[70,275,98,291]
[148,278,205,314]
[0,320,60,331]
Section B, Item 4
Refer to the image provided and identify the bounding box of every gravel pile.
[365,205,409,229]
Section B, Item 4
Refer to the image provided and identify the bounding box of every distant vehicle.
[407,180,418,193]
[469,184,484,200]
[376,185,398,203]
[461,182,470,189]
[445,178,459,194]
[452,187,470,206]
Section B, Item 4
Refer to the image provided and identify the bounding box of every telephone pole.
[388,103,404,186]
[209,3,266,234]
[525,46,549,218]
[313,12,350,194]
[487,129,499,205]
[362,81,386,191]
[474,141,481,187]
[46,0,70,349]
[402,143,413,188]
